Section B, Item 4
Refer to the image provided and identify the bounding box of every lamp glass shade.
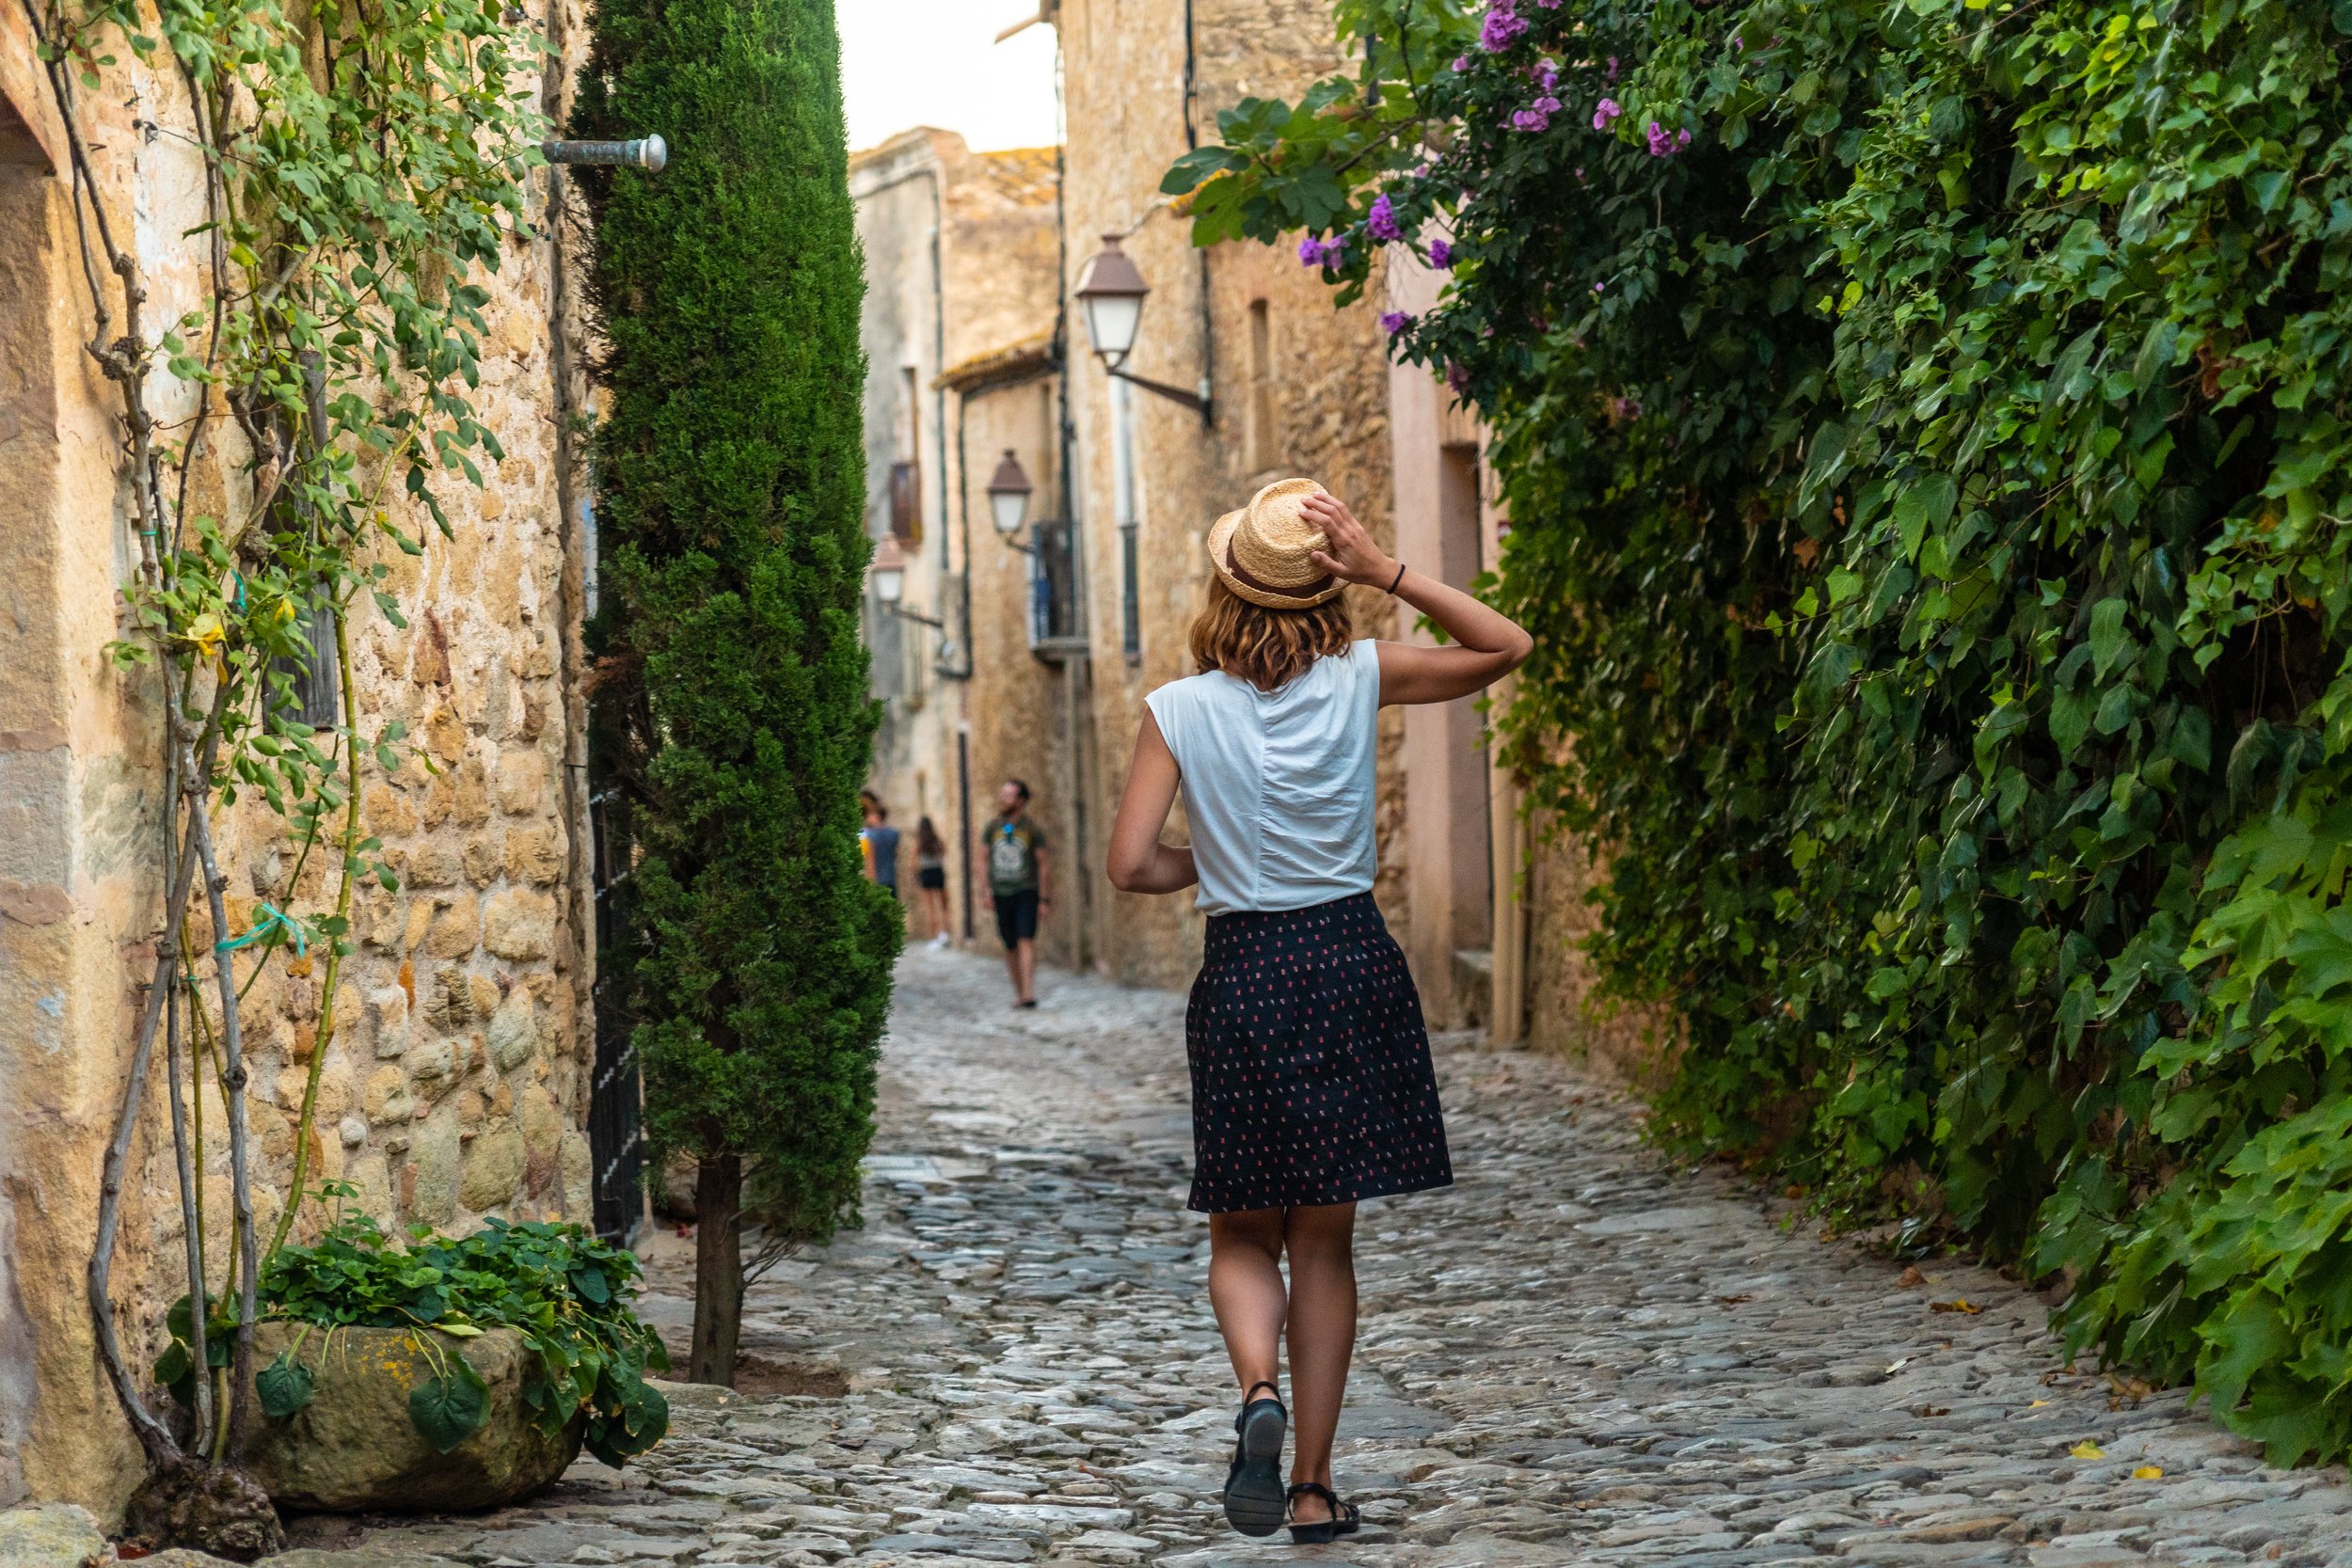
[1074,234,1150,363]
[986,450,1032,537]
[1080,292,1142,362]
[870,533,907,603]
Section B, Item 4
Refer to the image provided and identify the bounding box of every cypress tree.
[570,0,897,1384]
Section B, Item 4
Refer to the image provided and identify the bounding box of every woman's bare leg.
[1207,1209,1287,1398]
[1281,1201,1358,1522]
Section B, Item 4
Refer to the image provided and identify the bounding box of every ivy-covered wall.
[1169,0,2352,1463]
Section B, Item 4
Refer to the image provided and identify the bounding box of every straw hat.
[1205,478,1345,610]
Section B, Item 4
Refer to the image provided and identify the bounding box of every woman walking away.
[1106,478,1532,1543]
[914,816,952,948]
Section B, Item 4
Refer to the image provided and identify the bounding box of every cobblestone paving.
[343,946,2352,1568]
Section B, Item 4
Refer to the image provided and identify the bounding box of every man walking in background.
[861,792,902,901]
[982,779,1050,1007]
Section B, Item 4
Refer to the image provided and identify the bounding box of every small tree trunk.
[689,1153,742,1386]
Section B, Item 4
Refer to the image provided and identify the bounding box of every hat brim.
[1205,508,1345,610]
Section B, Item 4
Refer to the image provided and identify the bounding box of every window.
[269,596,341,730]
[1246,300,1275,472]
[892,365,922,544]
[888,460,921,543]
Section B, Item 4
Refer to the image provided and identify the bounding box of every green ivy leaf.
[257,1350,316,1418]
[409,1362,491,1454]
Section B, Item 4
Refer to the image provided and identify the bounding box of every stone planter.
[240,1321,582,1513]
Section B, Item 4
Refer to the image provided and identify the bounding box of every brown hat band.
[1223,538,1334,603]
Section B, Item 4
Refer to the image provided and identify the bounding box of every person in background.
[860,793,901,901]
[980,779,1049,1007]
[914,816,952,948]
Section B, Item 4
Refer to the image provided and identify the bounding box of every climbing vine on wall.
[27,0,537,1530]
[1168,0,2352,1464]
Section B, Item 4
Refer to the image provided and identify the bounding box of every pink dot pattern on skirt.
[1184,891,1454,1213]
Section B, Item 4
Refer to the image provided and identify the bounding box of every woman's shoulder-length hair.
[1187,577,1355,691]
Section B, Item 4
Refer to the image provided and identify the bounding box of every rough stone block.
[363,783,420,838]
[502,823,564,885]
[421,964,473,1032]
[423,892,479,958]
[406,1036,460,1097]
[409,1102,460,1225]
[453,757,492,826]
[460,1122,527,1211]
[463,832,502,886]
[364,1065,413,1127]
[486,990,538,1071]
[493,748,548,816]
[0,1501,105,1566]
[519,1083,563,1181]
[366,985,410,1060]
[559,1129,592,1220]
[483,889,555,961]
[406,838,463,888]
[238,1322,581,1513]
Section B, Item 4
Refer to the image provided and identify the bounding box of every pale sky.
[837,0,1063,155]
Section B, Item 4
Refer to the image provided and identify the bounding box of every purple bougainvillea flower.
[1445,362,1470,393]
[1379,310,1412,335]
[1368,193,1402,243]
[1591,280,1606,293]
[1429,239,1454,269]
[1645,120,1673,155]
[1537,61,1560,90]
[1452,54,1470,71]
[1677,128,1692,150]
[1479,0,1528,51]
[1297,235,1327,266]
[1593,97,1622,130]
[1606,55,1619,78]
[1534,95,1561,114]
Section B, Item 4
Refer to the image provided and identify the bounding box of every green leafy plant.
[158,1193,671,1465]
[28,0,540,1528]
[1172,0,2352,1464]
[569,0,899,1385]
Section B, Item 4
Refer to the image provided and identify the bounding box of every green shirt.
[987,815,1045,895]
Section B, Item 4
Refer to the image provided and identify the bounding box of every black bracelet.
[1387,562,1408,595]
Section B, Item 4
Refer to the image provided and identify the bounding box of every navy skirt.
[1184,892,1453,1213]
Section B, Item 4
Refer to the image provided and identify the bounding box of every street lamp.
[988,450,1034,551]
[868,533,943,627]
[1074,234,1211,420]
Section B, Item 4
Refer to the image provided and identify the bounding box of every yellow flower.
[184,611,228,659]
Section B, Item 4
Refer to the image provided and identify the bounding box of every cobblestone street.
[340,947,2352,1568]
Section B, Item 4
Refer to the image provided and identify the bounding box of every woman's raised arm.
[1300,492,1533,707]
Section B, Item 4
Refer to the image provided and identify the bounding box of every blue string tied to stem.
[215,901,306,958]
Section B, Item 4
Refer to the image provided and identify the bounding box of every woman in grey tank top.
[1108,478,1533,1543]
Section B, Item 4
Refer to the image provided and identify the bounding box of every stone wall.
[0,0,597,1515]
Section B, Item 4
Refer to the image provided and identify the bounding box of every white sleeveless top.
[1143,640,1381,915]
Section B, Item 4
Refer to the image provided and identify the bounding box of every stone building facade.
[1049,0,1410,991]
[0,0,602,1514]
[850,130,1082,964]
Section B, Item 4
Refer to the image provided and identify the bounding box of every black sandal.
[1286,1481,1361,1545]
[1221,1380,1288,1537]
